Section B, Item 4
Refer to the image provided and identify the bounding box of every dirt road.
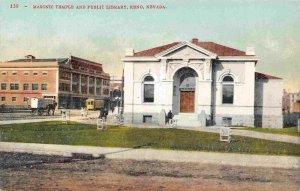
[0,152,299,191]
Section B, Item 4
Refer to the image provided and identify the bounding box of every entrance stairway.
[173,113,203,128]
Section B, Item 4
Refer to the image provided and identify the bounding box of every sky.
[0,0,299,92]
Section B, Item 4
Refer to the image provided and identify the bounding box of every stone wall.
[214,114,254,127]
[124,112,160,125]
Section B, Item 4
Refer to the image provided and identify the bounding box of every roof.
[133,42,181,57]
[132,41,247,57]
[7,56,102,66]
[70,56,102,66]
[193,42,246,56]
[255,72,282,80]
[8,58,68,63]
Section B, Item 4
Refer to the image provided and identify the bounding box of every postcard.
[0,0,299,190]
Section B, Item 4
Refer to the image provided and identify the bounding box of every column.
[87,76,89,95]
[79,74,81,94]
[94,77,97,96]
[70,73,73,92]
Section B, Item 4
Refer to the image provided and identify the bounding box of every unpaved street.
[0,152,299,191]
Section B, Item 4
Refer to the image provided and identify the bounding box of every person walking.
[166,110,174,125]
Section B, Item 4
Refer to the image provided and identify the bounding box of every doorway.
[180,91,195,112]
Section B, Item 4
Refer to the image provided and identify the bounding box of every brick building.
[0,55,110,109]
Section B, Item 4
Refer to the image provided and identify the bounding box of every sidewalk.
[0,142,299,169]
[197,126,300,145]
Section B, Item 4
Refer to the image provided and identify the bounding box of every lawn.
[0,121,299,156]
[233,127,300,137]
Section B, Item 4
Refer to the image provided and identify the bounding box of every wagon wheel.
[38,110,43,116]
[31,109,37,116]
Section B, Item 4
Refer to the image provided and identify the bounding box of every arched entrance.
[172,67,198,114]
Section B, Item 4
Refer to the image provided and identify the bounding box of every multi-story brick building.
[0,55,110,109]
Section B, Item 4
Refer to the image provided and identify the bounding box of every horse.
[47,102,57,116]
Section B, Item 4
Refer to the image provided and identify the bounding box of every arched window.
[143,75,154,102]
[222,75,234,104]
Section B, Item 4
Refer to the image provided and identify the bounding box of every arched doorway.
[172,67,198,114]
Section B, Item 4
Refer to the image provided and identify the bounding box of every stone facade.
[123,38,283,128]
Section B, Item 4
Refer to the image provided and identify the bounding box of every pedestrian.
[81,107,85,117]
[166,110,174,125]
[111,106,115,114]
[46,104,51,116]
[99,108,103,118]
[104,107,108,119]
[52,101,57,115]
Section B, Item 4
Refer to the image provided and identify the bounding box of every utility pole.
[121,69,124,113]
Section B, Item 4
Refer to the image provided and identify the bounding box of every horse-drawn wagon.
[30,98,57,116]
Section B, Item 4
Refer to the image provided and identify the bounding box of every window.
[103,80,109,86]
[81,76,87,94]
[72,74,79,82]
[72,84,79,93]
[222,117,232,126]
[33,71,38,75]
[96,87,101,95]
[89,78,95,94]
[24,71,29,75]
[89,87,95,94]
[222,76,234,104]
[143,76,154,103]
[1,71,7,75]
[12,97,17,102]
[12,71,17,75]
[32,83,38,90]
[24,97,29,102]
[1,83,6,90]
[103,88,109,95]
[59,71,71,80]
[23,83,29,90]
[1,97,5,101]
[81,76,87,83]
[59,83,70,92]
[96,78,101,86]
[42,71,48,75]
[143,115,152,123]
[41,84,47,91]
[10,83,19,90]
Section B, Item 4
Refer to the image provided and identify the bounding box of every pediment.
[156,42,217,59]
[164,45,209,58]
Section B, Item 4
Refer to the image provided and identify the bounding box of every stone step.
[174,113,198,120]
[173,113,202,127]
